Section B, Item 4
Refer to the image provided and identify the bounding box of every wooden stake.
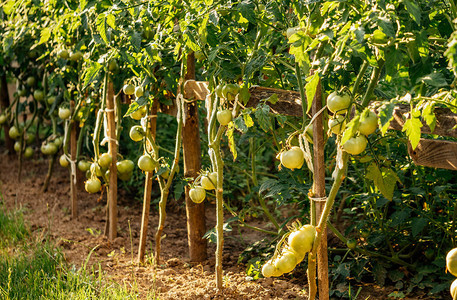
[183,52,207,262]
[70,100,78,219]
[106,81,118,241]
[312,79,329,300]
[138,100,158,263]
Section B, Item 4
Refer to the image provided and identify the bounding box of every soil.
[0,150,428,300]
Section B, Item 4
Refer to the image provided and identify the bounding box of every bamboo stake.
[106,81,118,240]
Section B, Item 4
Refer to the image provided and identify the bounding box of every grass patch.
[0,201,158,299]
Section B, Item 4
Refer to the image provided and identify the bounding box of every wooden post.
[106,81,118,240]
[312,79,329,300]
[0,75,14,154]
[183,52,207,262]
[70,100,78,219]
[138,100,158,263]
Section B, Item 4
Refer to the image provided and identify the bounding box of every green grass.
[0,200,158,300]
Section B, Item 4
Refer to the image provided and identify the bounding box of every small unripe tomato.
[53,136,63,148]
[138,155,157,172]
[327,92,351,114]
[358,111,378,136]
[343,135,367,155]
[59,154,69,168]
[26,76,36,87]
[129,125,144,142]
[189,186,206,203]
[47,96,56,105]
[14,141,22,152]
[78,160,91,172]
[130,106,147,120]
[24,147,33,159]
[108,59,118,72]
[9,126,20,139]
[117,160,135,174]
[69,51,83,61]
[135,86,144,98]
[85,178,101,194]
[280,147,304,170]
[262,260,280,278]
[447,248,457,277]
[201,172,217,190]
[346,239,357,250]
[274,250,297,274]
[33,90,45,102]
[90,163,103,177]
[328,115,346,135]
[58,49,69,59]
[216,109,232,126]
[288,224,316,254]
[123,84,135,95]
[0,114,7,124]
[451,278,457,299]
[98,153,112,169]
[58,107,71,120]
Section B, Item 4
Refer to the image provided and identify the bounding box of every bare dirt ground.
[0,150,427,300]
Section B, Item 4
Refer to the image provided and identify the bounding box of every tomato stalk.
[360,59,385,108]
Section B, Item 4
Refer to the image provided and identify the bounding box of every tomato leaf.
[403,0,421,26]
[96,14,109,44]
[37,28,51,46]
[411,217,427,237]
[243,113,254,128]
[82,62,103,90]
[305,72,320,113]
[422,102,436,133]
[226,123,237,161]
[402,111,422,150]
[289,31,311,67]
[378,102,396,135]
[365,163,400,201]
[254,103,272,132]
[341,115,360,145]
[239,86,250,105]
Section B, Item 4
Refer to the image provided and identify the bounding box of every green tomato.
[274,250,297,274]
[118,171,133,181]
[33,90,45,102]
[327,92,351,114]
[14,141,22,152]
[447,248,457,277]
[135,86,144,98]
[189,186,206,203]
[288,224,316,255]
[9,126,20,139]
[123,84,135,95]
[346,239,357,250]
[24,147,33,159]
[70,51,83,61]
[85,178,101,194]
[108,59,118,72]
[58,107,71,120]
[129,125,144,142]
[53,136,63,148]
[98,153,112,170]
[343,135,367,155]
[0,114,6,125]
[280,147,304,170]
[130,106,147,120]
[58,49,69,59]
[117,160,135,174]
[222,83,240,100]
[215,84,224,98]
[358,111,378,136]
[47,96,56,105]
[216,109,232,126]
[328,115,346,135]
[201,172,217,190]
[261,260,281,278]
[90,163,103,177]
[451,278,457,299]
[18,89,27,97]
[138,155,157,172]
[26,76,36,87]
[370,29,388,44]
[78,160,91,172]
[59,154,69,168]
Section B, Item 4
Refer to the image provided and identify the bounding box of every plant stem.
[351,61,368,95]
[295,63,308,130]
[360,59,385,108]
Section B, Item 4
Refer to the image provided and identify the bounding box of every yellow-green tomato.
[201,172,217,190]
[9,126,20,139]
[135,86,144,98]
[138,155,157,172]
[451,278,457,299]
[123,84,135,95]
[343,135,367,155]
[117,160,135,174]
[70,51,83,61]
[85,178,101,194]
[280,146,304,170]
[216,109,232,126]
[0,114,7,124]
[118,171,133,181]
[78,160,91,172]
[288,224,316,255]
[327,92,351,114]
[25,133,35,145]
[108,59,118,72]
[358,111,378,136]
[33,90,45,102]
[447,248,457,277]
[58,49,69,59]
[347,239,357,250]
[189,186,206,203]
[98,153,112,169]
[328,115,346,135]
[274,251,297,274]
[47,96,56,105]
[129,125,144,142]
[58,107,71,120]
[14,141,22,152]
[130,106,147,120]
[26,76,36,87]
[59,154,69,168]
[53,136,63,148]
[24,147,33,159]
[261,260,279,278]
